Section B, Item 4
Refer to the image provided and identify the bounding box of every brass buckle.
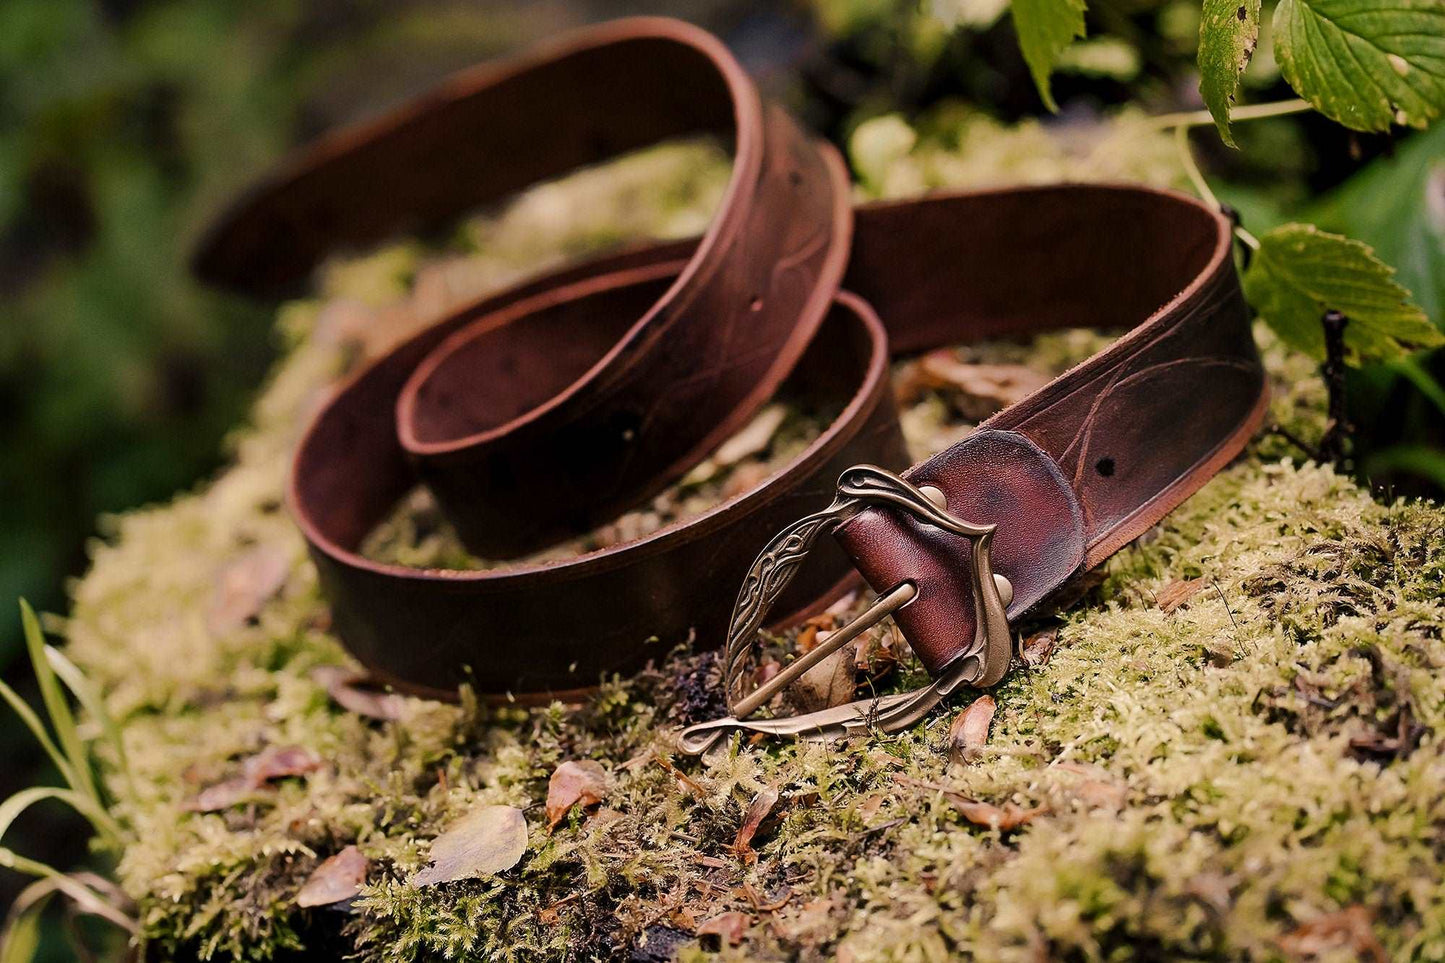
[678,465,1013,754]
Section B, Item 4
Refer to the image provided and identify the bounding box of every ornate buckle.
[678,465,1013,754]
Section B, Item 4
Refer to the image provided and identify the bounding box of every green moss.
[55,124,1445,961]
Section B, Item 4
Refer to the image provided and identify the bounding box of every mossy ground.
[57,118,1445,962]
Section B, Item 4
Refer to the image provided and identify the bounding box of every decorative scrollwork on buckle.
[678,464,1014,754]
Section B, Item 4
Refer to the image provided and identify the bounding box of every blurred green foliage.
[0,0,579,673]
[0,0,289,670]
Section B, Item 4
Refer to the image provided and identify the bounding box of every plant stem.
[1317,310,1353,472]
[1175,126,1220,208]
[1147,98,1313,130]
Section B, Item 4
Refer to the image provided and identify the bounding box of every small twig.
[1317,310,1353,473]
[1265,423,1321,460]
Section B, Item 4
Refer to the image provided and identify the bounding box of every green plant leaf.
[1364,444,1445,487]
[45,646,128,781]
[1012,0,1088,111]
[0,786,122,848]
[18,601,93,801]
[1199,0,1263,145]
[0,677,78,793]
[1244,224,1443,362]
[0,851,135,933]
[1306,124,1445,320]
[0,879,47,963]
[1273,0,1445,132]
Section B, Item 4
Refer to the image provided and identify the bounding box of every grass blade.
[0,848,136,933]
[18,601,94,801]
[0,787,122,849]
[0,678,79,794]
[44,646,129,783]
[0,878,49,963]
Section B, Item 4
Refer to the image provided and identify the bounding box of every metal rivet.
[994,573,1014,608]
[919,485,947,509]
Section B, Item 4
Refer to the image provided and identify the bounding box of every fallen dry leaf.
[790,644,856,713]
[946,795,1047,831]
[412,805,528,887]
[713,405,786,466]
[695,911,750,946]
[186,778,255,813]
[774,896,836,942]
[949,695,996,765]
[897,775,1047,832]
[1053,762,1127,812]
[918,350,1049,418]
[856,793,885,822]
[311,666,407,720]
[1278,905,1386,962]
[296,846,369,908]
[243,745,322,783]
[546,760,608,830]
[751,659,781,690]
[1021,627,1059,667]
[1157,577,1209,613]
[188,745,322,812]
[207,547,289,634]
[731,786,780,863]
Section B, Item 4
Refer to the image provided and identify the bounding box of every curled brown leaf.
[311,666,407,720]
[296,846,369,908]
[1278,905,1386,962]
[188,745,322,812]
[696,911,750,946]
[243,745,322,783]
[1021,627,1059,667]
[1053,761,1127,812]
[945,795,1047,831]
[948,695,996,765]
[207,547,289,634]
[1158,577,1209,614]
[546,760,609,830]
[917,350,1049,418]
[731,786,780,863]
[790,644,856,713]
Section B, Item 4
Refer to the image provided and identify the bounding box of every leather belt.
[194,17,1267,748]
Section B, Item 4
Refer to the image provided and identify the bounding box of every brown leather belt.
[194,18,1267,748]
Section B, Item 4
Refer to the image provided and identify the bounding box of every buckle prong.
[731,581,916,719]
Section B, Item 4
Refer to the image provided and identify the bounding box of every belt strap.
[194,19,1267,732]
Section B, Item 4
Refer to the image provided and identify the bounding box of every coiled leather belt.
[195,17,1267,749]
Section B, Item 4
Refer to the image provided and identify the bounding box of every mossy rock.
[61,130,1445,961]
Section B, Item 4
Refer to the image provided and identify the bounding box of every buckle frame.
[678,464,1013,754]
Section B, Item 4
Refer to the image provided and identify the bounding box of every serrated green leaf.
[1011,0,1088,111]
[1306,124,1445,320]
[1273,0,1445,132]
[1199,0,1262,145]
[1244,223,1443,363]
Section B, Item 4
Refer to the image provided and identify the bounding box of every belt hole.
[788,169,802,187]
[1095,457,1115,477]
[749,295,764,312]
